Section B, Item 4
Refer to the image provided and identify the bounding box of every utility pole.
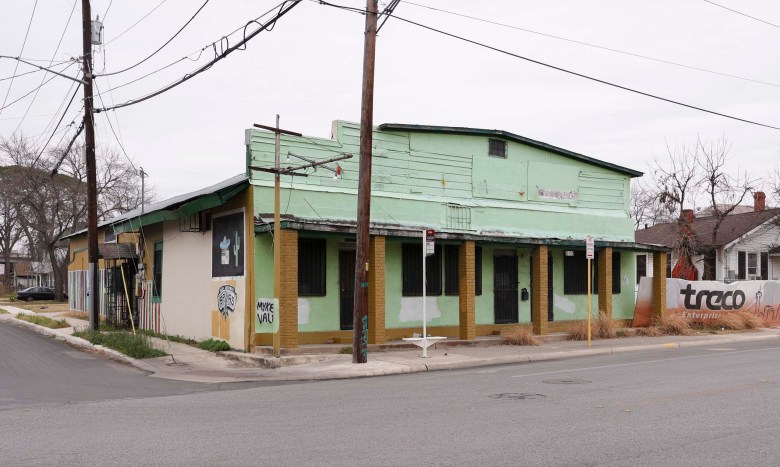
[139,167,147,215]
[250,122,351,358]
[82,0,99,330]
[352,0,378,364]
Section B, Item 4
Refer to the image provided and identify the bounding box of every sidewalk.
[2,303,779,384]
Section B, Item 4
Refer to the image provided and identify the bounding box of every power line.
[318,0,780,131]
[703,0,780,29]
[95,1,302,113]
[401,0,780,89]
[102,0,170,48]
[28,83,82,170]
[32,79,79,147]
[0,62,78,113]
[93,80,137,172]
[99,0,211,77]
[93,0,293,98]
[13,0,79,136]
[1,0,39,115]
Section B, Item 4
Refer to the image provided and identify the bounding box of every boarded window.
[488,138,507,158]
[612,252,621,294]
[761,252,769,280]
[738,251,746,280]
[444,245,459,296]
[636,254,647,284]
[298,238,326,296]
[475,246,483,296]
[402,244,442,296]
[153,242,163,299]
[563,250,596,295]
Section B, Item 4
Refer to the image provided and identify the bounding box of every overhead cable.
[98,0,211,77]
[318,1,780,131]
[402,0,780,89]
[1,0,39,115]
[703,0,780,29]
[96,0,302,112]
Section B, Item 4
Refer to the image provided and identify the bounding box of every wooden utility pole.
[82,0,99,330]
[250,122,350,357]
[352,0,378,364]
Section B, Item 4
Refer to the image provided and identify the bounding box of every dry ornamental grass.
[734,311,762,330]
[502,325,542,346]
[633,326,662,337]
[711,313,746,331]
[567,311,615,340]
[655,314,692,336]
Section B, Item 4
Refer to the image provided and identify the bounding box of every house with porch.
[67,120,667,352]
[635,192,780,283]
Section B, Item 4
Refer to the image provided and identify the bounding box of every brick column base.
[459,241,476,340]
[532,246,548,335]
[652,251,667,323]
[598,247,613,319]
[279,230,299,349]
[368,236,386,344]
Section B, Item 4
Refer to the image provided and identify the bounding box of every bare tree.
[0,168,24,292]
[697,137,754,246]
[0,134,144,300]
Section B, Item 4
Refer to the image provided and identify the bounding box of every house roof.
[635,208,780,248]
[378,123,643,178]
[64,174,248,239]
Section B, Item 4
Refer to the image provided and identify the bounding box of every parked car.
[16,287,67,301]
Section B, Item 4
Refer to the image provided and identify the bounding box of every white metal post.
[421,229,428,357]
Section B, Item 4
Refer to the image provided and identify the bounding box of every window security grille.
[447,204,471,230]
[488,138,507,158]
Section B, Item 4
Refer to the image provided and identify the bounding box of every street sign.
[585,236,594,260]
[425,229,435,256]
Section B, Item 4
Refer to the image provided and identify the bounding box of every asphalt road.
[2,320,780,466]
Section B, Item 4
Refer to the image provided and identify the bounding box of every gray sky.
[1,0,778,201]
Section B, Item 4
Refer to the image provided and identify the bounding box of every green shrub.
[138,329,198,346]
[73,329,166,359]
[197,338,231,352]
[16,313,70,329]
[0,308,7,314]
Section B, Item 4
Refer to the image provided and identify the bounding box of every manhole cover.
[543,378,592,385]
[489,393,546,400]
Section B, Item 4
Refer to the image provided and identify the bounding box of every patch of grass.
[567,312,616,340]
[0,308,8,314]
[593,311,616,339]
[339,346,353,354]
[711,313,746,331]
[501,325,542,346]
[615,328,631,338]
[12,301,70,314]
[59,310,89,320]
[138,329,199,346]
[735,311,763,330]
[633,326,662,337]
[73,329,166,359]
[197,338,231,352]
[655,314,692,336]
[16,313,70,329]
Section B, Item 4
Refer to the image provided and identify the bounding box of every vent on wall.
[179,211,211,233]
[447,204,471,230]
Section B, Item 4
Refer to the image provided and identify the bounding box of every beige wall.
[159,207,248,350]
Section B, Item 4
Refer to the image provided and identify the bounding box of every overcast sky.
[1,0,778,203]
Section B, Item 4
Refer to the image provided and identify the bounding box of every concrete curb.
[3,306,779,383]
[0,313,158,374]
[218,351,341,369]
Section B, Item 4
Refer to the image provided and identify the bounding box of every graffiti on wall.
[217,285,237,318]
[212,212,244,277]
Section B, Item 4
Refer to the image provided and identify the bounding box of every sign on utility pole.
[425,229,435,257]
[586,235,594,347]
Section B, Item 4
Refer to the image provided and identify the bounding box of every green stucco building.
[248,120,662,346]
